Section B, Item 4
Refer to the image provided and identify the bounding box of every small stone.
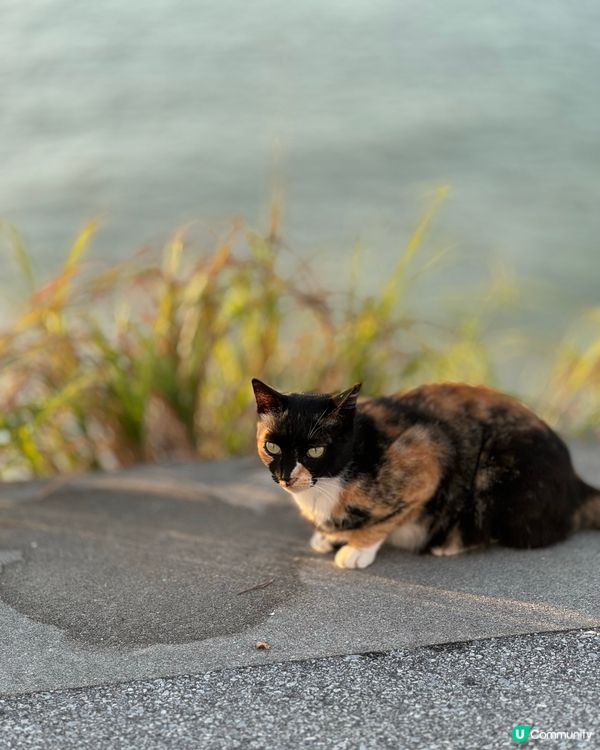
[255,640,272,651]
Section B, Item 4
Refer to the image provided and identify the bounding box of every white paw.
[310,530,334,554]
[430,528,470,556]
[431,544,463,557]
[334,542,381,569]
[431,543,479,557]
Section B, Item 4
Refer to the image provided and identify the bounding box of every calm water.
[1,0,599,321]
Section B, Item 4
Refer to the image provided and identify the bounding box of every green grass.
[0,191,597,479]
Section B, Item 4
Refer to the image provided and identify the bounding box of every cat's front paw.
[334,543,380,569]
[310,530,334,553]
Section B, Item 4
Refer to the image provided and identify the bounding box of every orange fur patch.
[385,426,444,506]
[322,424,445,548]
[256,418,274,465]
[360,401,403,438]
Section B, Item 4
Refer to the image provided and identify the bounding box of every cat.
[251,379,600,569]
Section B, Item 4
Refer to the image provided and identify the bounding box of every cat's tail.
[574,478,600,530]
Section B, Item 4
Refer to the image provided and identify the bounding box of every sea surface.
[1,0,599,326]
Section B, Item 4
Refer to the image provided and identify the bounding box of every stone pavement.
[1,629,598,750]
[0,445,598,696]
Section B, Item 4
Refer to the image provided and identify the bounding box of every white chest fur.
[288,476,343,527]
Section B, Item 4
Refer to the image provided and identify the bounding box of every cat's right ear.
[251,379,285,415]
[332,383,362,413]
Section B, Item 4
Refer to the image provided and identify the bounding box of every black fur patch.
[331,505,372,530]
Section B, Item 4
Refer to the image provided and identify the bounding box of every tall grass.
[0,191,596,479]
[542,307,600,434]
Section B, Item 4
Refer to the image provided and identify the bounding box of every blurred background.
[1,0,599,477]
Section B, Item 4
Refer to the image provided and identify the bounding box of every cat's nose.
[281,477,297,488]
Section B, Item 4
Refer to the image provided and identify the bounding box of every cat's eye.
[307,446,325,458]
[265,441,282,455]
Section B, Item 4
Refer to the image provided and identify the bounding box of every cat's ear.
[331,383,361,413]
[252,379,285,415]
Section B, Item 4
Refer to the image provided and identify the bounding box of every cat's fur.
[252,379,600,569]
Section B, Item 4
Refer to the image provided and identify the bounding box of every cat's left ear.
[331,383,361,413]
[252,378,286,414]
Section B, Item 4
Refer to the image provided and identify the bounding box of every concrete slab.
[0,446,598,696]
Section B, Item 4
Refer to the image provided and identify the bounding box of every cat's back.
[360,382,546,437]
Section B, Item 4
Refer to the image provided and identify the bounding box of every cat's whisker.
[307,414,322,440]
[308,408,329,439]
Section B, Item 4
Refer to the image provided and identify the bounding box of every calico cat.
[252,379,600,569]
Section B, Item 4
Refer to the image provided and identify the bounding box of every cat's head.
[251,379,361,494]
